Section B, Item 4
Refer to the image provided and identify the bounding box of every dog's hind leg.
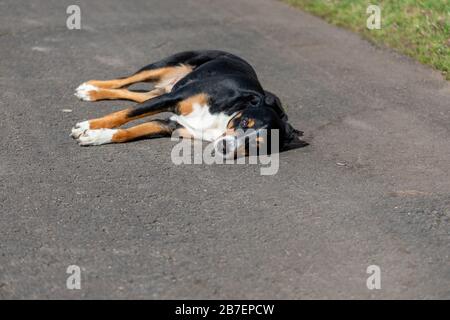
[76,63,193,89]
[75,64,192,102]
[75,87,165,103]
[75,119,176,146]
[75,51,227,98]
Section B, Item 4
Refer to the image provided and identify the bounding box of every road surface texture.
[0,0,449,299]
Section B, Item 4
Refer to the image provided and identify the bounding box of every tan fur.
[84,64,193,89]
[111,122,171,143]
[155,64,193,93]
[87,92,208,130]
[227,112,242,129]
[88,106,162,129]
[176,93,209,115]
[87,88,164,103]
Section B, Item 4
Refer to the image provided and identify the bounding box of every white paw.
[75,83,99,101]
[70,121,90,139]
[76,129,117,146]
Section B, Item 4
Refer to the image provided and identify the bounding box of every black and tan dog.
[71,50,302,157]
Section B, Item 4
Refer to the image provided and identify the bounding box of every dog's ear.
[226,92,261,112]
[264,90,288,121]
[264,91,304,145]
[284,122,303,143]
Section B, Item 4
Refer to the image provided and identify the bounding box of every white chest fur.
[170,103,234,141]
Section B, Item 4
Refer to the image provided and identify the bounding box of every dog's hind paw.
[76,129,117,146]
[75,83,99,101]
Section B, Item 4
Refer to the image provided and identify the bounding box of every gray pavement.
[0,0,449,299]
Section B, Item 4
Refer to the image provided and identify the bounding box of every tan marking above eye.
[177,93,209,115]
[247,119,255,128]
[227,112,243,129]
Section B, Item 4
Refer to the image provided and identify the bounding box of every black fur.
[127,50,302,150]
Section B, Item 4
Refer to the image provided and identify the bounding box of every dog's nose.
[215,136,237,157]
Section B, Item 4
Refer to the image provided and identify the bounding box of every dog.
[71,50,303,157]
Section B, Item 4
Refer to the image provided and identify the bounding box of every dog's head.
[216,91,303,158]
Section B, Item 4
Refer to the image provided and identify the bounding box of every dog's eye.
[240,118,249,127]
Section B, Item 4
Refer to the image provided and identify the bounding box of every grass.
[285,0,450,80]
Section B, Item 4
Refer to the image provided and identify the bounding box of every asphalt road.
[0,0,449,299]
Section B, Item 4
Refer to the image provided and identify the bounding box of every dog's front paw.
[76,129,117,146]
[75,83,99,101]
[70,121,90,139]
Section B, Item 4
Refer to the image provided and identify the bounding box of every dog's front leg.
[71,91,185,145]
[74,119,176,146]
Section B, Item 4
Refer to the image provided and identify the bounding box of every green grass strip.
[285,0,450,80]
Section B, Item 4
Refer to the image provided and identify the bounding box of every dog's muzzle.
[214,135,239,159]
[214,127,267,159]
